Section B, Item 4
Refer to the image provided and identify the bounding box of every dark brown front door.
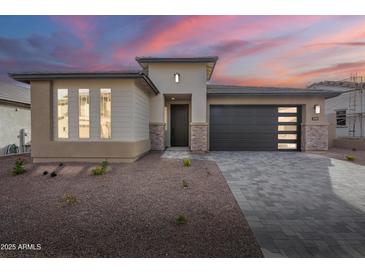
[171,104,189,146]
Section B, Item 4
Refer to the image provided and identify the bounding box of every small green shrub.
[91,160,108,176]
[346,155,355,161]
[59,162,64,167]
[352,148,357,151]
[176,214,187,225]
[63,194,78,205]
[12,158,26,175]
[101,160,108,169]
[43,171,48,176]
[182,180,188,188]
[50,171,57,177]
[91,167,106,176]
[183,159,191,167]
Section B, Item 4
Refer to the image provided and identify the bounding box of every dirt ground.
[307,148,365,166]
[0,153,262,258]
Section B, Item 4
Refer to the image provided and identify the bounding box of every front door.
[171,104,189,146]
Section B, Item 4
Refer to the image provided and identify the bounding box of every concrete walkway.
[162,151,365,257]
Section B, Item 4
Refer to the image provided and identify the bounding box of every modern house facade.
[0,81,31,155]
[10,56,341,163]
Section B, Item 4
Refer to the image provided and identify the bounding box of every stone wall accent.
[149,123,165,151]
[301,124,328,151]
[190,123,208,152]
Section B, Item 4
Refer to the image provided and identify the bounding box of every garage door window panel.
[278,116,297,123]
[278,143,297,149]
[278,107,297,113]
[278,125,297,131]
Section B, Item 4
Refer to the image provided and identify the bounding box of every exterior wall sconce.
[174,73,180,83]
[314,104,321,114]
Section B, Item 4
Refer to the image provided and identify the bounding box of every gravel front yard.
[0,153,262,258]
[308,148,365,166]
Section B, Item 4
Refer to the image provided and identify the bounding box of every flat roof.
[0,81,30,105]
[9,71,159,95]
[135,56,218,80]
[207,84,343,99]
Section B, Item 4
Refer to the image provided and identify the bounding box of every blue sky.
[1,16,365,87]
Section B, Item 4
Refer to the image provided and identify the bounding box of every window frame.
[78,88,90,139]
[57,88,69,139]
[335,109,347,128]
[100,88,112,139]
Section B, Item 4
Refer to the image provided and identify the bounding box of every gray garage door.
[209,105,300,151]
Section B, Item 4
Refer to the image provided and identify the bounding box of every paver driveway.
[163,151,365,257]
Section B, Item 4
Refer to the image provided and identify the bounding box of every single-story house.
[0,81,31,155]
[9,56,341,163]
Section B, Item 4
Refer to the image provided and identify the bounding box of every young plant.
[43,171,49,176]
[12,158,26,175]
[182,180,188,188]
[91,160,108,176]
[183,159,191,167]
[101,160,108,169]
[50,171,57,177]
[176,214,187,225]
[63,194,78,205]
[91,167,106,176]
[59,162,64,167]
[346,155,355,161]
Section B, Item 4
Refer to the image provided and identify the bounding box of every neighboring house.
[310,80,365,149]
[9,56,341,163]
[0,81,31,155]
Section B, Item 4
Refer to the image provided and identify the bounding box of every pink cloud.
[49,16,97,49]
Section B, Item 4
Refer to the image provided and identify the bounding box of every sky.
[1,15,365,88]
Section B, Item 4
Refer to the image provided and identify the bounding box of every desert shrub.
[63,194,78,205]
[50,171,57,177]
[182,180,188,188]
[346,155,355,161]
[101,160,108,169]
[183,159,191,167]
[352,148,357,151]
[43,171,48,176]
[59,162,64,167]
[12,158,26,175]
[176,214,187,225]
[91,167,106,176]
[91,160,108,176]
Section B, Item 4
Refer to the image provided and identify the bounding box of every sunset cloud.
[1,16,365,87]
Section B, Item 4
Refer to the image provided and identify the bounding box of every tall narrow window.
[79,89,90,138]
[57,89,68,139]
[100,89,111,139]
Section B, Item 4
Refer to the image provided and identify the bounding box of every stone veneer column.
[190,123,208,152]
[149,123,165,151]
[301,124,328,151]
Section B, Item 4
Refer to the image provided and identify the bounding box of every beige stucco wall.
[207,95,327,125]
[147,63,207,123]
[31,80,150,162]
